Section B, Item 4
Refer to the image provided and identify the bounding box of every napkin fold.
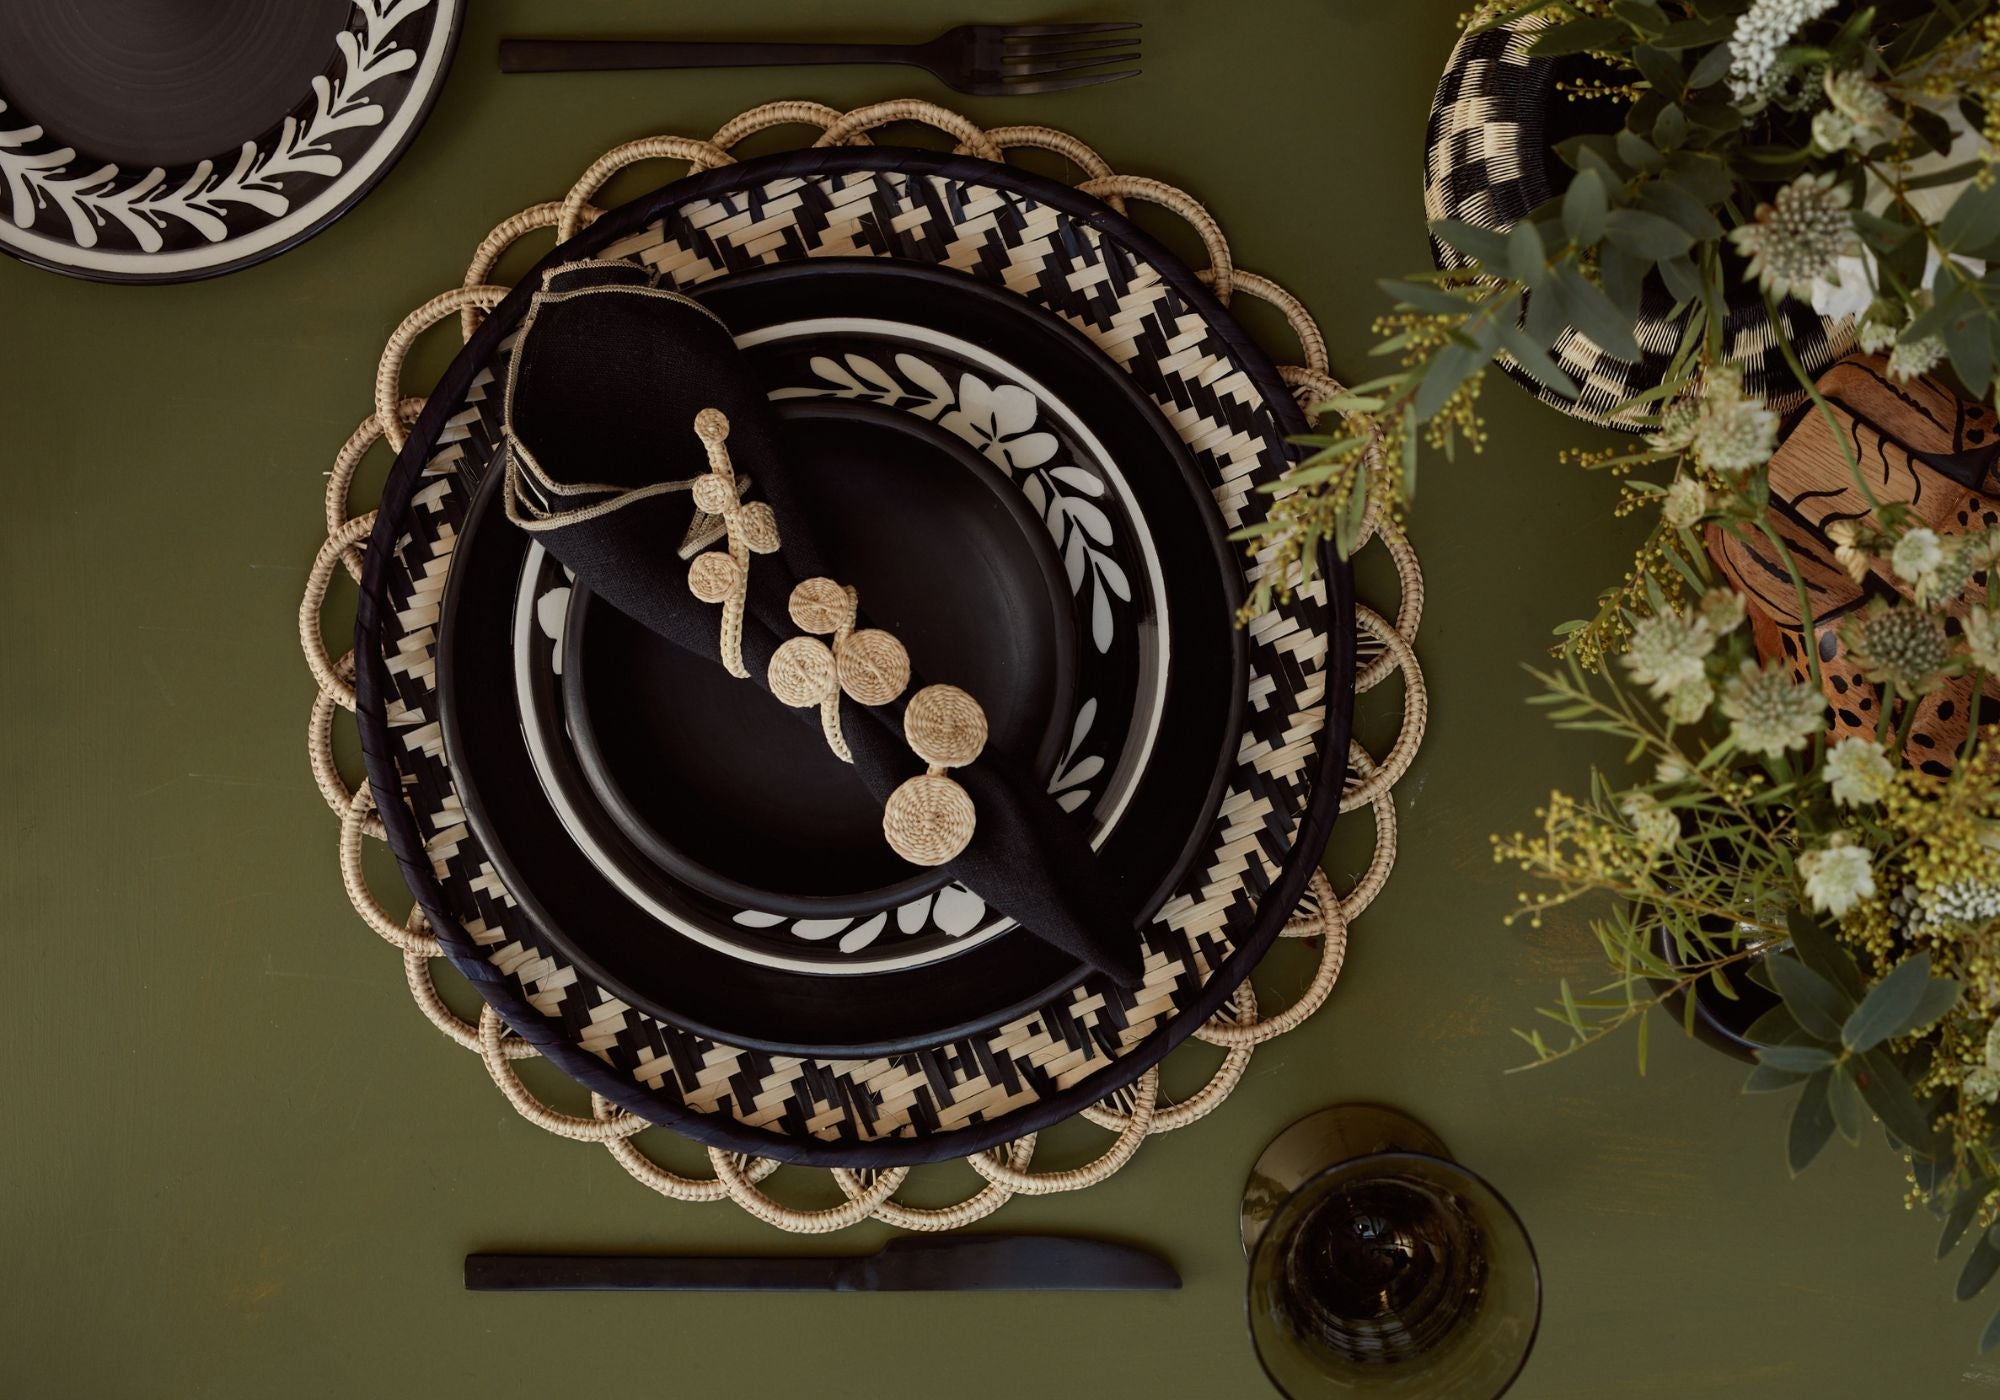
[500,259,1145,987]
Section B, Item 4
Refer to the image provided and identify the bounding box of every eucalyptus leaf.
[1962,1235,2000,1302]
[1945,306,1996,400]
[1788,1070,1836,1174]
[1653,101,1689,151]
[1942,1180,1994,1260]
[1553,263,1642,361]
[1906,976,1963,1037]
[1982,1304,2000,1354]
[1686,39,1735,88]
[1564,166,1610,245]
[1758,1043,1838,1073]
[1743,1063,1807,1094]
[1854,1048,1941,1156]
[1606,208,1696,260]
[1497,323,1581,395]
[1599,244,1648,318]
[1844,954,1933,1053]
[1507,220,1548,288]
[1768,955,1850,1040]
[1428,217,1513,268]
[1617,128,1664,172]
[1630,44,1685,95]
[1786,909,1865,1000]
[1941,180,2000,253]
[1413,342,1489,421]
[1827,1065,1865,1144]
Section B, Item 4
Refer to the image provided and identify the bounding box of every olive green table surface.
[0,1,1978,1395]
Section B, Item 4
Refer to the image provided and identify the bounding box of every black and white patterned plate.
[0,0,459,282]
[518,324,1166,973]
[356,148,1354,1165]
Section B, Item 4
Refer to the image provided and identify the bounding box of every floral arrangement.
[1240,0,2000,1349]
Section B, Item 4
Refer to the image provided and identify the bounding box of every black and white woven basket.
[1423,15,1856,428]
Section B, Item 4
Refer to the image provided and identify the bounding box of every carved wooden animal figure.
[1705,355,2000,777]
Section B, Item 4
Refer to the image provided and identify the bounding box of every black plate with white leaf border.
[0,0,460,283]
[438,260,1241,1050]
[512,263,1187,976]
[357,147,1352,1165]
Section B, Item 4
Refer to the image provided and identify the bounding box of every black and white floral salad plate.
[0,0,460,282]
[438,259,1245,1053]
[511,267,1189,977]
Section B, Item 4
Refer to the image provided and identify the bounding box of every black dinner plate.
[0,0,461,282]
[437,259,1245,1055]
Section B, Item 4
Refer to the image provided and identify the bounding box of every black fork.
[498,22,1143,97]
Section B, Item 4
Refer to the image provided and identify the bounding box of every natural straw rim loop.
[479,1005,650,1143]
[1074,174,1234,304]
[557,135,737,241]
[375,285,510,451]
[968,1066,1159,1194]
[298,100,1424,1232]
[1328,750,1399,923]
[708,100,875,153]
[596,1096,782,1202]
[1193,898,1349,1048]
[308,652,384,836]
[1082,983,1257,1135]
[980,124,1126,214]
[710,1150,911,1233]
[404,937,537,1058]
[340,785,440,956]
[328,400,423,580]
[812,99,1004,163]
[830,1136,1037,1231]
[301,512,378,710]
[1342,606,1426,810]
[1205,269,1328,374]
[459,201,565,340]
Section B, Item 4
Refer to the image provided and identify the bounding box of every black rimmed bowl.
[565,397,1081,916]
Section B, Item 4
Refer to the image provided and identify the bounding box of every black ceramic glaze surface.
[567,398,1080,908]
[435,260,1244,1054]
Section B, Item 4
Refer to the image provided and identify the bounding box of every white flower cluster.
[1800,835,1876,918]
[1621,589,1747,723]
[1823,736,1894,806]
[1728,0,1839,104]
[1647,371,1779,474]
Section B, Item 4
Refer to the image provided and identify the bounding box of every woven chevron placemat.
[299,100,1427,1231]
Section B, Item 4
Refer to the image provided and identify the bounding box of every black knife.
[465,1235,1179,1293]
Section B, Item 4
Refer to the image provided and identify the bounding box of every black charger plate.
[0,0,460,282]
[437,259,1244,1054]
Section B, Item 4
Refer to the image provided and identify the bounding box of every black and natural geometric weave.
[1423,13,1856,429]
[301,101,1427,1230]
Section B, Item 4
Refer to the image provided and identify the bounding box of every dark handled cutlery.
[498,22,1142,97]
[465,1234,1179,1293]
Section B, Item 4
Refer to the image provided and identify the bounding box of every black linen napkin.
[501,259,1145,987]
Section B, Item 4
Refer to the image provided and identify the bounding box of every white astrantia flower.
[1966,1021,2000,1103]
[1690,370,1779,474]
[1891,527,1945,585]
[1664,676,1715,726]
[1966,605,2000,675]
[1661,476,1710,529]
[1655,752,1693,785]
[1810,97,1992,320]
[1799,835,1877,918]
[1730,173,1861,304]
[1623,610,1712,698]
[1621,792,1681,852]
[1698,588,1747,636]
[1824,736,1895,807]
[1728,0,1839,104]
[1719,658,1825,756]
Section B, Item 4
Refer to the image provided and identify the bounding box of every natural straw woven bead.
[693,407,729,443]
[691,472,736,516]
[904,684,988,768]
[883,773,976,866]
[836,629,910,706]
[736,500,781,554]
[788,577,856,635]
[769,636,838,707]
[687,551,742,603]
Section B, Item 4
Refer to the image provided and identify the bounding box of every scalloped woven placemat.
[298,99,1426,1232]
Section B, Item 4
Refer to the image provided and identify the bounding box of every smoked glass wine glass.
[1243,1106,1540,1399]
